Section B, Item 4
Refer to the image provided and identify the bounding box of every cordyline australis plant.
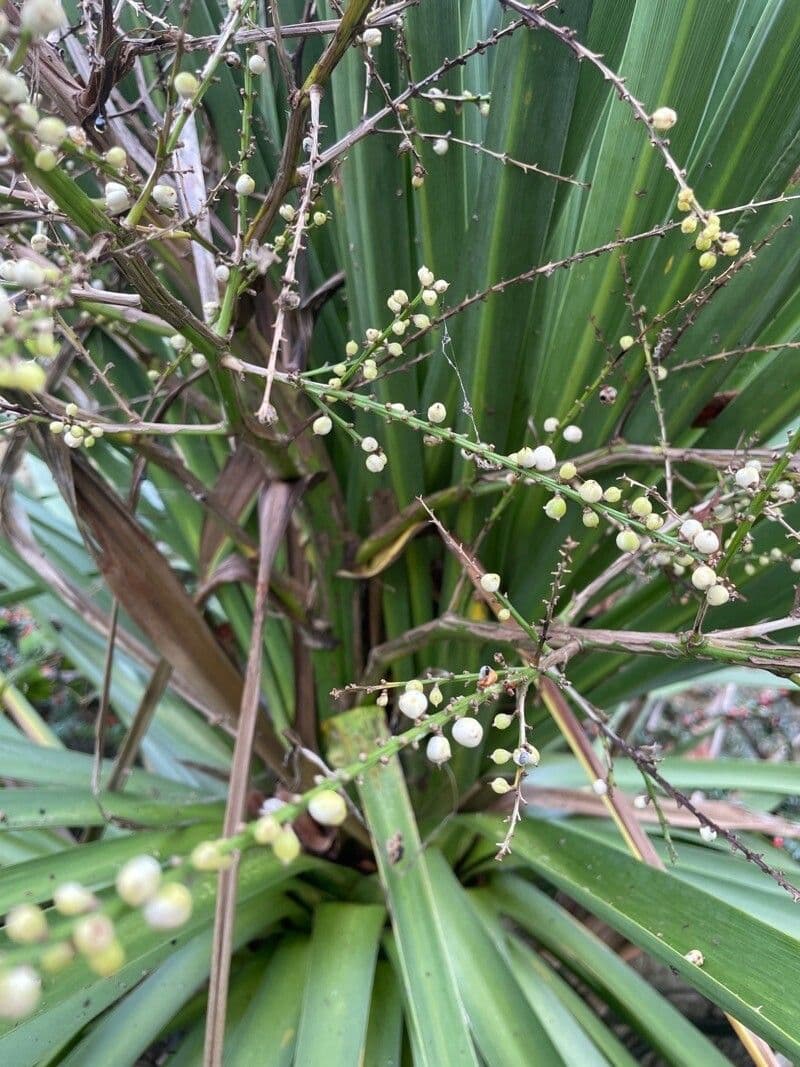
[1,0,800,1060]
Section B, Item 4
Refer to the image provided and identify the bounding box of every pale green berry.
[559,462,577,480]
[253,815,280,844]
[644,513,663,530]
[190,841,232,871]
[497,608,511,622]
[104,146,127,169]
[272,827,301,866]
[308,790,347,827]
[681,215,698,234]
[579,480,602,504]
[34,147,57,171]
[235,174,256,197]
[604,486,622,503]
[544,495,567,520]
[492,713,512,730]
[5,903,47,943]
[490,749,511,765]
[36,116,66,146]
[429,684,443,706]
[40,942,74,974]
[87,939,125,977]
[619,336,634,351]
[345,340,358,357]
[405,679,424,691]
[53,881,95,916]
[174,71,199,99]
[616,529,640,553]
[49,420,64,434]
[490,778,512,794]
[142,883,193,928]
[698,251,717,270]
[630,496,652,517]
[362,359,377,380]
[582,509,599,528]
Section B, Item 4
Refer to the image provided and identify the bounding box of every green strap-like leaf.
[293,902,386,1066]
[468,815,800,1059]
[327,705,480,1067]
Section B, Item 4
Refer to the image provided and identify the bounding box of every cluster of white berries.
[49,402,105,449]
[0,852,195,1019]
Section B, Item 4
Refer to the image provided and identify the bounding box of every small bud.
[645,513,663,530]
[418,266,435,287]
[313,211,327,226]
[361,436,379,453]
[432,279,449,294]
[412,313,431,329]
[143,882,193,929]
[451,717,483,748]
[190,353,208,369]
[681,215,698,234]
[698,251,717,270]
[679,518,703,541]
[497,608,510,622]
[633,794,648,810]
[104,181,131,215]
[308,790,348,827]
[345,340,359,357]
[362,358,378,380]
[429,684,443,706]
[721,236,740,256]
[421,289,437,306]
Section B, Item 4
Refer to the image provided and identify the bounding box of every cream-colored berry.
[544,495,567,520]
[562,424,582,443]
[480,572,501,593]
[651,106,677,131]
[5,903,47,943]
[427,402,446,423]
[273,827,301,865]
[691,565,717,591]
[0,966,41,1019]
[365,453,387,473]
[53,882,95,916]
[579,480,602,504]
[361,436,379,453]
[543,416,559,433]
[706,584,730,607]
[533,445,557,471]
[73,913,115,955]
[693,529,719,555]
[253,814,280,844]
[398,689,428,719]
[619,335,634,351]
[235,174,256,197]
[559,462,577,480]
[115,854,162,906]
[248,54,267,75]
[452,717,483,748]
[173,72,199,99]
[490,778,511,794]
[426,735,451,765]
[312,415,332,436]
[308,790,348,827]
